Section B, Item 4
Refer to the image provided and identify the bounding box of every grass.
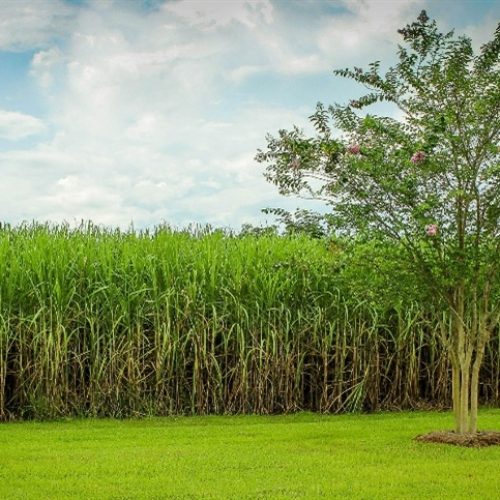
[1,410,500,499]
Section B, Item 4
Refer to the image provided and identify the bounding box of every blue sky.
[0,0,498,229]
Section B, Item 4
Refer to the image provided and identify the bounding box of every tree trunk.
[459,360,470,433]
[450,327,492,435]
[469,325,491,433]
[450,357,473,434]
[469,362,480,434]
[451,361,461,433]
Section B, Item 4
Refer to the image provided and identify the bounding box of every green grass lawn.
[1,410,500,499]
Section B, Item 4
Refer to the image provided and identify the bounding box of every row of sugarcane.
[0,223,498,420]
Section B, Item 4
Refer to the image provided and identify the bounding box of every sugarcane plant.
[256,11,500,435]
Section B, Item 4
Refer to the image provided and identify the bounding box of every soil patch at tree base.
[415,431,500,447]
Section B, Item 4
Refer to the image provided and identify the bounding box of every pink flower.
[425,224,438,236]
[347,144,361,155]
[411,151,426,164]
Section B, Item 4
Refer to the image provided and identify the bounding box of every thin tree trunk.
[470,362,480,434]
[469,325,491,433]
[451,360,461,432]
[453,285,472,434]
[459,361,470,433]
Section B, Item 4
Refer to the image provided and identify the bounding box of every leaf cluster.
[256,11,500,303]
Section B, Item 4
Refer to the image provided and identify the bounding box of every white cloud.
[0,0,76,51]
[316,0,426,64]
[163,0,274,29]
[30,47,64,88]
[464,16,500,51]
[227,64,265,83]
[0,110,46,140]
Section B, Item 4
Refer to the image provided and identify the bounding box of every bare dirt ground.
[415,431,500,447]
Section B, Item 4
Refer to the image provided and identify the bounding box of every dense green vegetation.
[1,411,500,499]
[0,223,499,420]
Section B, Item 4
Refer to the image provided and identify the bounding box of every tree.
[256,11,500,435]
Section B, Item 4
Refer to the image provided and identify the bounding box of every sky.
[0,0,498,230]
